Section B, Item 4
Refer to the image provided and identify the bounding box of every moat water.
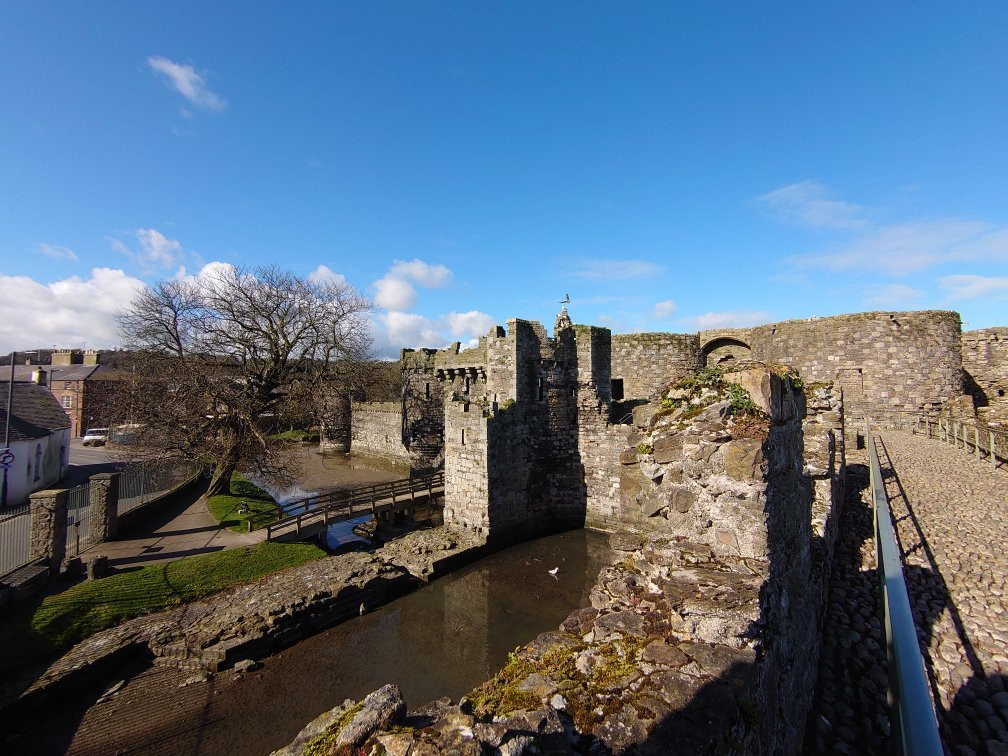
[39,528,616,756]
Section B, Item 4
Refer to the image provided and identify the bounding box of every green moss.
[468,643,583,719]
[803,380,833,397]
[591,637,646,688]
[636,442,654,455]
[303,701,364,756]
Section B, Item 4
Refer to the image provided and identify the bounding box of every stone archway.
[701,337,752,368]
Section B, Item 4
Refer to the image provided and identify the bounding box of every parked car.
[81,427,109,446]
[111,423,143,446]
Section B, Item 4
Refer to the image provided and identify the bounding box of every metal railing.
[0,460,205,576]
[867,426,943,756]
[0,502,31,576]
[265,470,444,541]
[65,481,94,559]
[118,459,204,515]
[893,414,1007,470]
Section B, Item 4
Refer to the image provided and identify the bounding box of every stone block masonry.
[437,318,611,542]
[698,311,965,424]
[962,327,1008,427]
[28,488,68,574]
[350,402,410,463]
[610,332,700,401]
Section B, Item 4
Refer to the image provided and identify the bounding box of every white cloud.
[758,181,1008,277]
[172,261,240,296]
[755,180,868,230]
[793,220,1008,276]
[939,274,1008,302]
[443,310,496,340]
[371,258,453,311]
[37,243,78,262]
[863,283,926,308]
[388,259,453,288]
[571,259,665,280]
[373,311,441,357]
[682,310,771,330]
[370,309,497,358]
[307,264,347,286]
[147,56,227,111]
[111,228,184,269]
[373,277,417,310]
[0,268,146,353]
[651,300,678,319]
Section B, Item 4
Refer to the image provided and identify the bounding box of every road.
[62,438,120,487]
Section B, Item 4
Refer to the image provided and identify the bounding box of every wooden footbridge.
[263,470,444,543]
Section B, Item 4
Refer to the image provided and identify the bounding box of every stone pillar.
[28,488,68,574]
[88,472,120,543]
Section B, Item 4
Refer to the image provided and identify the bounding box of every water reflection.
[181,529,613,754]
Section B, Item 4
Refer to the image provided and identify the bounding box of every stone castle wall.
[439,319,613,542]
[962,328,1008,427]
[699,310,964,421]
[350,402,409,462]
[610,332,701,400]
[401,349,446,470]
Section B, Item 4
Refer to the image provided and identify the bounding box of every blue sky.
[2,2,1007,356]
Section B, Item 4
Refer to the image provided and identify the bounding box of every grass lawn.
[269,428,320,444]
[0,541,326,679]
[206,474,282,532]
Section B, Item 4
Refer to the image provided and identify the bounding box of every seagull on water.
[548,567,560,580]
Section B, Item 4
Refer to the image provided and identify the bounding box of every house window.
[62,395,73,409]
[611,379,624,400]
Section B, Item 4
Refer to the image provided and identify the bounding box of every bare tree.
[115,265,372,498]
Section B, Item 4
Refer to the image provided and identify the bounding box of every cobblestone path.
[805,458,891,754]
[876,430,1008,755]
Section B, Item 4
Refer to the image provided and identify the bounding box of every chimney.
[31,368,47,386]
[52,349,74,366]
[84,349,100,366]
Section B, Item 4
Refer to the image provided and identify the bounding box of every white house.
[0,380,71,508]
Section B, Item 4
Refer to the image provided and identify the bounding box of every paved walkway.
[876,430,1008,755]
[806,431,1008,754]
[80,485,262,571]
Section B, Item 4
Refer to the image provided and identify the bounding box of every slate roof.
[0,382,72,442]
[9,365,98,383]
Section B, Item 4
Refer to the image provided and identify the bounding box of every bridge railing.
[264,469,444,541]
[882,412,1008,470]
[866,426,944,756]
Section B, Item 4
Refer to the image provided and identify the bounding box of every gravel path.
[876,430,1008,755]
